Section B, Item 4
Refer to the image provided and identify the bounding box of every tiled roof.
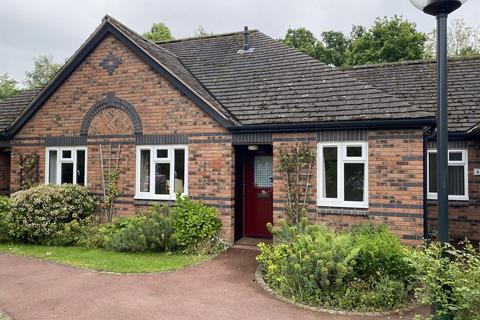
[0,89,40,135]
[346,57,480,133]
[158,32,429,125]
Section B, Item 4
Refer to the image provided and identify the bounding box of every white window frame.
[45,147,88,185]
[427,149,469,201]
[135,145,188,201]
[317,142,368,208]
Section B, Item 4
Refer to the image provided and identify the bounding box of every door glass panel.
[174,149,185,194]
[76,150,86,186]
[61,163,74,184]
[344,163,364,202]
[254,156,272,188]
[323,147,337,198]
[140,149,150,192]
[155,163,170,195]
[48,150,57,184]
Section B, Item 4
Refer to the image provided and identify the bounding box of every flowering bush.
[0,196,10,243]
[6,184,97,245]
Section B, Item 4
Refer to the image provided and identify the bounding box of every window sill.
[317,201,369,209]
[134,194,176,201]
[317,207,369,217]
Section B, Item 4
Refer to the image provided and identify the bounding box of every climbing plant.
[19,154,39,190]
[100,144,122,222]
[277,144,315,225]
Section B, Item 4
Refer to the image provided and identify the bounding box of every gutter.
[227,118,436,133]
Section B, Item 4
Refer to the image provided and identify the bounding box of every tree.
[425,18,480,58]
[194,26,212,38]
[0,73,18,100]
[316,31,351,66]
[345,16,427,65]
[143,22,174,42]
[282,27,320,58]
[24,55,62,89]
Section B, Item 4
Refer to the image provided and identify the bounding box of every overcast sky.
[1,0,479,84]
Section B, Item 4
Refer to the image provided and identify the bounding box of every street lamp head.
[410,0,467,15]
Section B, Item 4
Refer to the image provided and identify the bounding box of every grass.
[0,243,208,273]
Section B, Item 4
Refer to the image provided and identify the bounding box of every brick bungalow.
[0,15,478,244]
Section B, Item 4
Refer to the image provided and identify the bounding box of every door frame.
[234,145,273,241]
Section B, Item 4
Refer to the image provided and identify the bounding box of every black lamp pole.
[409,0,467,245]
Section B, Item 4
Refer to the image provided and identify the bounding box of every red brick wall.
[272,129,425,244]
[0,150,10,194]
[10,34,236,242]
[428,140,480,241]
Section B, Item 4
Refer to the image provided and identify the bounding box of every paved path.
[0,249,429,320]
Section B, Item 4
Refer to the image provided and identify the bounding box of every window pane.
[346,146,362,157]
[76,150,86,186]
[344,163,364,202]
[323,147,337,198]
[62,150,72,159]
[156,149,168,158]
[449,152,463,162]
[174,149,185,194]
[429,153,437,193]
[48,150,57,184]
[449,166,465,196]
[155,163,170,195]
[140,150,150,192]
[61,163,74,184]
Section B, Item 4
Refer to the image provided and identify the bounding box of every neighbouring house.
[0,15,478,244]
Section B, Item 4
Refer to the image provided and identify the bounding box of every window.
[427,149,468,201]
[317,142,368,208]
[45,147,87,185]
[135,145,188,200]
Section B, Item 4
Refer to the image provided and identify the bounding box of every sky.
[1,0,479,84]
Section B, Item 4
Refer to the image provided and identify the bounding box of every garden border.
[255,265,422,317]
[0,308,12,320]
[0,250,221,276]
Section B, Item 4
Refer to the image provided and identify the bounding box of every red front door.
[244,153,273,238]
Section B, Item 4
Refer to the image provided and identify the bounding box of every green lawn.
[0,243,208,273]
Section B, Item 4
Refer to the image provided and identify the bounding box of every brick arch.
[80,92,143,136]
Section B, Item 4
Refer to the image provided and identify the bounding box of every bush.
[257,220,416,312]
[5,184,97,245]
[351,223,415,282]
[171,195,221,251]
[407,241,480,320]
[99,204,178,253]
[0,196,10,243]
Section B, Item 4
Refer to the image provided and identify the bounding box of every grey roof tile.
[0,89,41,134]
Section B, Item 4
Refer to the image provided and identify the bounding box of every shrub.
[96,204,177,253]
[171,195,221,251]
[257,221,417,312]
[6,184,96,245]
[407,241,480,320]
[0,196,10,243]
[351,223,415,282]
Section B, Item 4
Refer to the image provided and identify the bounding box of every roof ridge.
[344,55,480,70]
[156,29,258,44]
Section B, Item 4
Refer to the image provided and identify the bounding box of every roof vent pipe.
[243,26,250,51]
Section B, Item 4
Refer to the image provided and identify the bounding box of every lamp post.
[409,0,467,245]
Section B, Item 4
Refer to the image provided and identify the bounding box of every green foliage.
[0,73,19,100]
[257,222,416,312]
[345,16,427,65]
[99,204,178,253]
[103,170,120,222]
[0,196,11,243]
[143,22,174,42]
[407,241,480,320]
[5,184,96,245]
[425,18,480,58]
[24,55,62,89]
[277,145,315,224]
[351,223,415,282]
[194,26,213,38]
[171,195,221,251]
[282,16,427,67]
